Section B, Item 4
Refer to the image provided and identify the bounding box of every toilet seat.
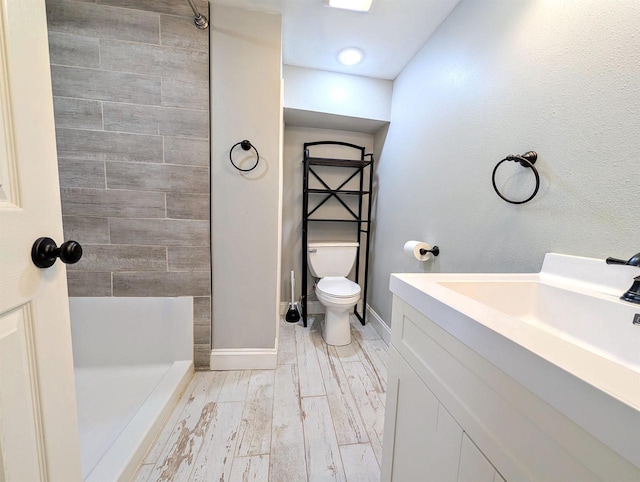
[317,277,361,300]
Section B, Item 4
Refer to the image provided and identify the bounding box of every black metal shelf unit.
[301,141,374,327]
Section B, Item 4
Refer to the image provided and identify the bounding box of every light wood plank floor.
[134,316,388,482]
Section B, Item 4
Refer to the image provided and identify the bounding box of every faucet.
[606,252,640,304]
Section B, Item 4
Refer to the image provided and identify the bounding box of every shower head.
[186,0,209,30]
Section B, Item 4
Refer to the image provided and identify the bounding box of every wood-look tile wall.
[46,0,211,368]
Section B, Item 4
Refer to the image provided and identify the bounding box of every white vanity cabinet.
[458,434,504,482]
[382,347,503,482]
[381,296,640,482]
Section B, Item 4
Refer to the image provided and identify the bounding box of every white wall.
[369,0,640,326]
[283,65,392,122]
[282,126,374,301]
[211,5,282,349]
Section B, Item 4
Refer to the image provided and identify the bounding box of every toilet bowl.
[316,277,361,346]
[307,242,361,345]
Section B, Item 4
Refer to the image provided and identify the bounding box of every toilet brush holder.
[285,271,301,323]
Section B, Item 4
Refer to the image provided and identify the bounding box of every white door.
[0,0,82,480]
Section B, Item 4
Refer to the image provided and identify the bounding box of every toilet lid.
[317,277,361,298]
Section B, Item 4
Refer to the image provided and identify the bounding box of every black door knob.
[31,237,83,268]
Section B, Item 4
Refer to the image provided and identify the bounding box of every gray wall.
[46,0,211,368]
[211,6,282,350]
[282,126,375,302]
[370,0,640,326]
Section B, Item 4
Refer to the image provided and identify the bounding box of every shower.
[187,0,209,29]
[45,0,211,476]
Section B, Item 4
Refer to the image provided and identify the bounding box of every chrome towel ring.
[492,151,540,204]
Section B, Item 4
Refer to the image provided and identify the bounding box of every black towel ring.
[229,140,260,172]
[492,151,540,204]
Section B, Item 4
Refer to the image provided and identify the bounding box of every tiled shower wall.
[46,0,211,368]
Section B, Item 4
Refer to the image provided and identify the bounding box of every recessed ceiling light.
[337,47,364,65]
[324,0,374,12]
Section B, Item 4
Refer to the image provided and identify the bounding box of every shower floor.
[75,362,191,481]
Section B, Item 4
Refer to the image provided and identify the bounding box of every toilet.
[307,242,361,346]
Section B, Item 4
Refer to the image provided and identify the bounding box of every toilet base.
[322,307,351,346]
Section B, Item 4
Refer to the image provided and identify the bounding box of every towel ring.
[229,139,260,172]
[492,151,540,204]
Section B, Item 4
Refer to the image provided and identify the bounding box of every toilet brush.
[285,270,301,323]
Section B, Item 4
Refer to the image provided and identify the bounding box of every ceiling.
[211,0,461,80]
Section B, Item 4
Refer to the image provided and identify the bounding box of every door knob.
[31,237,83,268]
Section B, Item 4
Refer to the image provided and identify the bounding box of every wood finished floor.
[134,316,388,482]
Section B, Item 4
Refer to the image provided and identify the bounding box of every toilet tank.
[307,242,359,278]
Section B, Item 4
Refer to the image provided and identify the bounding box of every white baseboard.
[279,300,324,315]
[366,304,391,345]
[209,348,277,371]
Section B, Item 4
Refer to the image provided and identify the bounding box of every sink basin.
[436,280,640,371]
